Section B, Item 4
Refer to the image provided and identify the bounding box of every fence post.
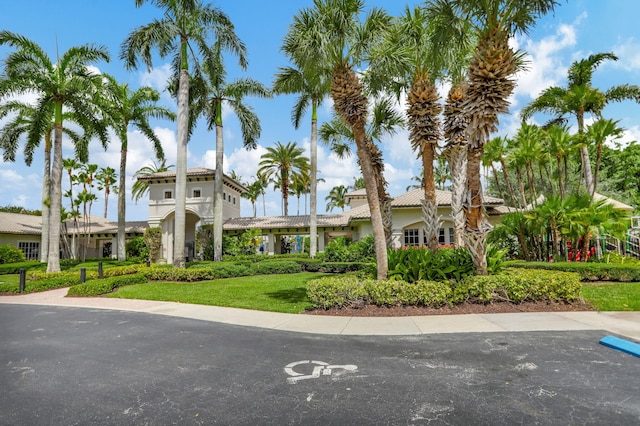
[98,261,103,279]
[80,268,86,283]
[19,268,26,293]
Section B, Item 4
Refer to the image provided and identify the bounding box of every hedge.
[67,274,149,297]
[0,261,46,275]
[307,268,582,309]
[507,261,640,282]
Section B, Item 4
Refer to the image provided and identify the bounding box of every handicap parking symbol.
[284,360,358,384]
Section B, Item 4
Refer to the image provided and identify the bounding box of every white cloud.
[611,38,640,72]
[140,64,174,103]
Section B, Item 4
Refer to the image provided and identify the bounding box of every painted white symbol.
[284,360,358,384]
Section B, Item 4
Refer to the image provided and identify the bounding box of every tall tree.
[0,31,109,272]
[192,44,268,261]
[275,23,332,258]
[521,52,640,197]
[121,0,246,268]
[290,0,391,279]
[95,166,118,218]
[241,179,262,217]
[101,74,174,260]
[433,0,558,274]
[257,141,309,216]
[325,185,349,212]
[0,101,84,262]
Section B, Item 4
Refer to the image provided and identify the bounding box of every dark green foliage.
[507,261,640,281]
[67,274,148,296]
[0,244,26,264]
[196,224,215,260]
[323,236,376,262]
[387,247,475,283]
[251,261,301,275]
[307,268,582,309]
[0,205,41,215]
[126,237,148,262]
[0,260,44,275]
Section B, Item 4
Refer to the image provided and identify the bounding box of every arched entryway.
[159,209,202,264]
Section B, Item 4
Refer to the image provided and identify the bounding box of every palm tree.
[521,52,640,197]
[0,31,110,272]
[257,141,309,216]
[241,179,262,217]
[434,157,451,190]
[121,0,246,268]
[95,166,118,218]
[289,171,310,216]
[0,101,85,262]
[543,124,574,199]
[319,96,404,245]
[586,118,623,196]
[131,159,174,203]
[275,25,332,258]
[432,0,558,274]
[289,0,391,279]
[191,44,269,262]
[368,5,444,251]
[325,185,349,212]
[101,74,174,260]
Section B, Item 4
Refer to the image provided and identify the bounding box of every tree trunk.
[331,65,387,279]
[117,143,127,261]
[309,102,318,258]
[47,120,63,272]
[213,105,224,262]
[422,142,440,250]
[463,143,490,275]
[445,145,466,248]
[577,110,594,196]
[40,135,51,263]
[173,68,189,268]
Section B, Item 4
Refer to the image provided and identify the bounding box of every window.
[233,196,236,205]
[192,189,201,198]
[448,228,454,244]
[164,190,173,199]
[438,228,445,244]
[18,242,39,260]
[404,228,420,246]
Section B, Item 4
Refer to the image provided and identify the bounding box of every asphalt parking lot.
[1,304,639,425]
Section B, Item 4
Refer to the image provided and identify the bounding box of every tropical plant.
[121,0,246,268]
[101,74,174,260]
[188,43,268,261]
[521,52,640,196]
[241,179,263,217]
[325,185,349,212]
[257,141,309,216]
[0,31,110,272]
[95,167,118,218]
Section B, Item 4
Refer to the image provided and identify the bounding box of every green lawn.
[108,272,328,314]
[581,282,640,311]
[0,274,20,292]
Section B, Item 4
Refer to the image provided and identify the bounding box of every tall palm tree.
[289,171,310,216]
[0,101,84,262]
[121,0,247,268]
[290,0,391,279]
[368,5,444,250]
[543,124,574,199]
[241,179,262,217]
[275,27,332,258]
[586,118,623,196]
[191,44,269,262]
[257,141,309,216]
[0,31,110,272]
[319,96,404,245]
[432,0,558,274]
[101,74,174,260]
[325,185,349,212]
[131,159,174,203]
[521,52,640,197]
[95,166,118,218]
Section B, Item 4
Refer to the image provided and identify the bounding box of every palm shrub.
[387,247,475,283]
[323,236,376,262]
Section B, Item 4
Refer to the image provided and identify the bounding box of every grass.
[0,274,20,292]
[581,282,640,311]
[108,272,328,314]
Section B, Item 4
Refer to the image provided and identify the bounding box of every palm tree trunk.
[282,178,289,216]
[499,158,519,209]
[463,143,491,275]
[577,110,595,195]
[309,103,318,258]
[213,106,224,262]
[40,135,51,263]
[117,144,127,261]
[422,142,439,250]
[368,137,393,246]
[47,121,63,272]
[445,145,467,248]
[331,65,387,279]
[173,67,189,268]
[556,155,564,200]
[515,166,527,207]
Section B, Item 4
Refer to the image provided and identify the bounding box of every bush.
[388,247,474,283]
[0,244,26,264]
[126,237,148,262]
[323,235,376,263]
[306,275,368,309]
[22,270,99,293]
[68,274,148,297]
[507,261,640,282]
[251,261,301,275]
[0,261,45,275]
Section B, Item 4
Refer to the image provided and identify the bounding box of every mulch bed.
[305,300,595,317]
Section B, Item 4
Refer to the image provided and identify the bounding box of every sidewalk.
[1,288,639,340]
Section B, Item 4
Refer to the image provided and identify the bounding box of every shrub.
[388,247,474,283]
[25,270,100,293]
[251,261,301,275]
[306,275,367,309]
[0,261,44,275]
[144,227,162,263]
[0,244,26,264]
[126,237,148,262]
[507,261,640,282]
[323,235,376,263]
[68,274,148,296]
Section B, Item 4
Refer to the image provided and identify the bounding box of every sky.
[1,0,640,222]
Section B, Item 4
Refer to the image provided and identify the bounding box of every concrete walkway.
[1,287,639,339]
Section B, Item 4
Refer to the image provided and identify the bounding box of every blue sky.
[1,0,640,221]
